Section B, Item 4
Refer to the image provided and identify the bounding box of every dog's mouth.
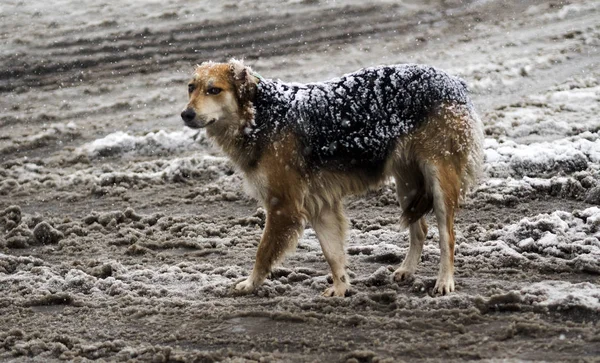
[184,118,216,129]
[202,118,217,128]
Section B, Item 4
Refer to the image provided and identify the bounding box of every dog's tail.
[460,105,485,198]
[399,161,434,228]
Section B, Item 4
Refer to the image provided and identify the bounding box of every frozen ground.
[1,0,599,361]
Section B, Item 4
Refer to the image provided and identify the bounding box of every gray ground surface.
[1,0,599,361]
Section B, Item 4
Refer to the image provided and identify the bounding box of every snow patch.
[483,133,600,178]
[459,208,600,273]
[486,81,600,140]
[521,281,600,310]
[0,122,80,155]
[1,155,233,196]
[78,128,202,158]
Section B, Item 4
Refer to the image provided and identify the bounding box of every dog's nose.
[181,108,196,123]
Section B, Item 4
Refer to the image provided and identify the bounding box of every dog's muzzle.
[181,108,196,124]
[181,108,216,129]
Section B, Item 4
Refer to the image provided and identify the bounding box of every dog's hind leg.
[392,165,431,283]
[312,202,349,297]
[393,218,427,283]
[428,162,461,295]
[392,103,476,294]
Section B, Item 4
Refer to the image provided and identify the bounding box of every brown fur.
[182,60,483,296]
[392,103,473,221]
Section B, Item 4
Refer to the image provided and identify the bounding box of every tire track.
[1,3,476,92]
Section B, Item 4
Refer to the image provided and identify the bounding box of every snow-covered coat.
[249,64,471,174]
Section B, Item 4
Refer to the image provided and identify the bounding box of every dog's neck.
[210,78,314,172]
[206,113,259,172]
[207,80,282,172]
[207,78,309,172]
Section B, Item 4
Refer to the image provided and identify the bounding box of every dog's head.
[181,59,258,131]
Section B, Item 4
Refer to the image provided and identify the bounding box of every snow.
[2,155,231,192]
[1,0,599,360]
[458,207,600,274]
[483,134,600,178]
[480,78,600,181]
[0,122,80,155]
[0,253,237,301]
[485,81,600,141]
[541,2,600,20]
[78,128,201,158]
[454,53,569,94]
[521,281,600,310]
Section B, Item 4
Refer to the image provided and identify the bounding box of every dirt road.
[1,0,599,361]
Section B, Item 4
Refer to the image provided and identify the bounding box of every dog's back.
[253,64,473,176]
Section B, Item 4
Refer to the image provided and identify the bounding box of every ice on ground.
[539,1,600,21]
[78,128,203,158]
[476,78,600,201]
[0,252,240,303]
[1,127,230,195]
[483,132,600,178]
[521,281,600,310]
[473,174,598,205]
[485,80,600,141]
[459,207,600,274]
[1,155,233,196]
[461,53,569,93]
[0,122,80,154]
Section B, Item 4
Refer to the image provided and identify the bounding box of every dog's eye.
[207,87,222,95]
[188,84,195,94]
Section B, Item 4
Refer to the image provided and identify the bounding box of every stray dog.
[181,59,483,296]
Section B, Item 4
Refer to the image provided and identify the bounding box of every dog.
[181,59,483,296]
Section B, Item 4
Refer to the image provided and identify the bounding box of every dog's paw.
[233,278,255,295]
[433,275,455,296]
[392,267,415,284]
[322,287,346,297]
[322,283,348,297]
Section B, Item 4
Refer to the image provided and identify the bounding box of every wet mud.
[1,0,599,361]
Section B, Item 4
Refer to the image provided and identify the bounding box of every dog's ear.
[228,59,257,122]
[229,58,250,84]
[229,58,258,105]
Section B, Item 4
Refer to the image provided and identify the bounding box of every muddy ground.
[1,0,599,362]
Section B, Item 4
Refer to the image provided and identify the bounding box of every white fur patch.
[243,170,269,203]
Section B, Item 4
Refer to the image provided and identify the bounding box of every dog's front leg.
[234,200,305,294]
